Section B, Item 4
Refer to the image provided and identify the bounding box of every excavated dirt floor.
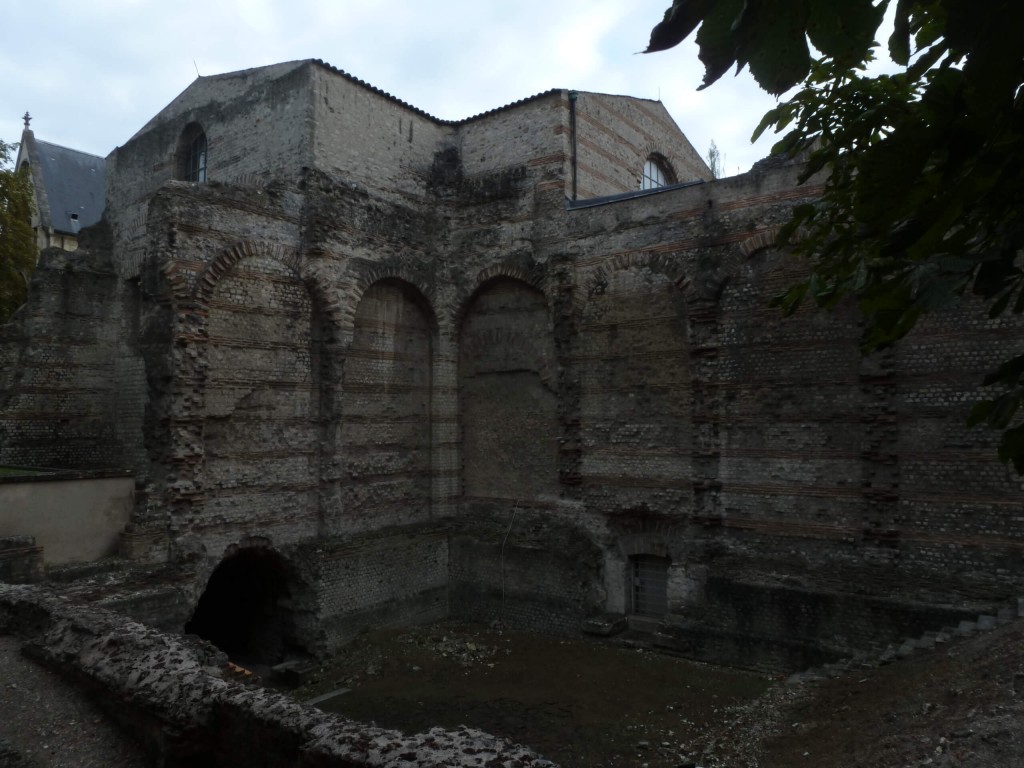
[289,620,1024,768]
[291,622,772,767]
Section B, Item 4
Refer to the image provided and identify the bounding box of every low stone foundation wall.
[0,584,555,768]
[662,577,990,672]
[0,536,44,584]
[448,505,605,633]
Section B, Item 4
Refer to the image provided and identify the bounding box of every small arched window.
[178,123,208,183]
[641,155,675,190]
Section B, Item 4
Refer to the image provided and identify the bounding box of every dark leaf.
[694,0,747,89]
[645,0,715,53]
[806,0,884,66]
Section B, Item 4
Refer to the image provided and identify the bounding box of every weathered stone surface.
[0,584,555,767]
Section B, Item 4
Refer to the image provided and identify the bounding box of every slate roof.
[25,136,106,235]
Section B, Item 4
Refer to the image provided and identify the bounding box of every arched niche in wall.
[458,277,558,500]
[340,279,436,525]
[577,265,693,514]
[202,253,322,544]
[185,543,306,663]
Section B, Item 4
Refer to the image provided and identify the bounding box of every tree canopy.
[647,0,1024,470]
[0,139,35,323]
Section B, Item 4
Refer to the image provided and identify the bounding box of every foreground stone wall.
[0,584,555,767]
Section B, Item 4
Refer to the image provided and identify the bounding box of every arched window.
[641,154,675,190]
[178,123,208,182]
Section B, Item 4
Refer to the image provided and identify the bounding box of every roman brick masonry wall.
[311,64,448,201]
[459,278,558,500]
[0,240,132,471]
[302,526,450,652]
[341,281,434,530]
[2,62,1023,679]
[201,251,321,551]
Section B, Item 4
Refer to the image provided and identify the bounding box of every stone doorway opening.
[185,546,297,665]
[630,554,670,617]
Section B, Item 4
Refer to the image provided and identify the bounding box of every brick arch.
[576,249,694,317]
[349,271,438,328]
[338,259,438,345]
[192,240,327,548]
[194,242,298,304]
[459,326,556,390]
[447,262,550,342]
[222,534,276,559]
[190,241,343,332]
[641,140,698,184]
[618,535,672,560]
[739,226,780,258]
[639,146,678,184]
[186,538,317,662]
[702,226,780,300]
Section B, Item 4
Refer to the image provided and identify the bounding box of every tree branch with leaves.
[647,0,1024,470]
[0,139,35,323]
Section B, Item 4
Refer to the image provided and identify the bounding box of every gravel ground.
[0,636,150,768]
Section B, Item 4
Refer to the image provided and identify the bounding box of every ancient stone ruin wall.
[105,61,315,278]
[0,583,554,768]
[311,63,449,201]
[303,527,450,651]
[3,62,1023,673]
[892,305,1024,601]
[340,281,436,531]
[0,241,134,472]
[454,91,565,184]
[459,277,558,500]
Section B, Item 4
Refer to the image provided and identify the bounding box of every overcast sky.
[1,0,789,175]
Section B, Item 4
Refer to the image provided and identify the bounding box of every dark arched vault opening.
[185,547,296,664]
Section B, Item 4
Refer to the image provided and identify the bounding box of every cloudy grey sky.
[1,0,787,174]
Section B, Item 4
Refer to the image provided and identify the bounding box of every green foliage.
[0,139,35,322]
[647,0,1024,471]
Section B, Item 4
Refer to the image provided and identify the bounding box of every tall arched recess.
[459,278,558,500]
[340,279,435,528]
[202,254,322,549]
[578,266,693,513]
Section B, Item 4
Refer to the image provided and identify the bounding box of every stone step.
[955,620,977,636]
[896,640,916,658]
[914,634,936,650]
[976,614,997,631]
